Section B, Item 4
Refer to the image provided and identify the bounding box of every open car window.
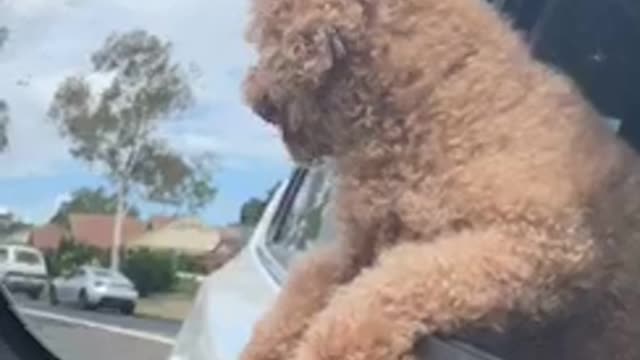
[263,163,337,272]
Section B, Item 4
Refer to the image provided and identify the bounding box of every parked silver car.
[49,265,139,315]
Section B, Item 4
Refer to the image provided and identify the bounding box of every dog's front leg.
[293,228,599,360]
[240,244,354,360]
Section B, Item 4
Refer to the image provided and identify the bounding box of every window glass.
[266,163,337,268]
[0,248,8,262]
[14,250,41,265]
[93,269,113,278]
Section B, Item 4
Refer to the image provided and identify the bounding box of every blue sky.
[0,0,292,225]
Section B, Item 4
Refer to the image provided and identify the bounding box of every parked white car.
[49,265,138,315]
[170,164,499,360]
[0,244,49,300]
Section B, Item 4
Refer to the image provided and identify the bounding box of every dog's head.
[243,0,376,164]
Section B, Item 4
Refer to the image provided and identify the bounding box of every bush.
[122,248,177,297]
[46,239,108,277]
[175,253,208,274]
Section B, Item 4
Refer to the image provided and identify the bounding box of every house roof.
[69,214,146,250]
[128,218,221,254]
[148,215,176,230]
[30,224,65,250]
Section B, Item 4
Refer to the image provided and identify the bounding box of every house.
[128,218,221,255]
[148,215,177,231]
[29,224,65,251]
[68,214,147,250]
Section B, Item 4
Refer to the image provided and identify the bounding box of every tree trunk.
[110,182,127,271]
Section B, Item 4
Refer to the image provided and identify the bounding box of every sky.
[0,0,292,226]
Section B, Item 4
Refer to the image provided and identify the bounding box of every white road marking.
[17,306,176,346]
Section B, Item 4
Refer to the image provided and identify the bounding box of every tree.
[239,182,280,226]
[48,29,216,270]
[0,211,32,237]
[0,26,7,49]
[0,26,9,151]
[49,187,141,227]
[240,198,267,226]
[0,100,8,151]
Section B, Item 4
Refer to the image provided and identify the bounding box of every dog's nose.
[253,93,279,125]
[244,67,280,125]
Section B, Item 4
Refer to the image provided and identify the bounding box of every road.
[12,295,183,360]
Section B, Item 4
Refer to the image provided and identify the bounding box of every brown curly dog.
[240,0,640,359]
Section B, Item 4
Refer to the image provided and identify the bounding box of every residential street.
[13,296,182,360]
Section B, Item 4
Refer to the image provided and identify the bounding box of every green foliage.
[239,182,280,225]
[173,277,200,297]
[131,146,217,215]
[0,100,8,152]
[48,28,215,215]
[240,198,267,226]
[49,187,140,227]
[0,212,32,237]
[121,248,177,297]
[0,26,7,50]
[45,239,108,277]
[0,26,9,152]
[175,253,207,274]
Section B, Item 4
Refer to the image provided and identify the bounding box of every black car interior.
[0,286,58,360]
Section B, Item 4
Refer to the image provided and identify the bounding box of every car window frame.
[256,161,338,285]
[254,168,308,285]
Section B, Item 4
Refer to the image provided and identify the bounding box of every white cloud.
[53,192,71,209]
[171,127,290,171]
[0,0,70,19]
[0,0,286,180]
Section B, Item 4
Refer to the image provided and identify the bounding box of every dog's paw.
[293,297,414,360]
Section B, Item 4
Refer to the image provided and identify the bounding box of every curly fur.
[241,0,640,359]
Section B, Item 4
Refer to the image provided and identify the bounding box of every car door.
[66,268,87,302]
[56,268,84,302]
[53,269,74,303]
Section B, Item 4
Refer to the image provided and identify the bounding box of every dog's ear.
[285,25,347,87]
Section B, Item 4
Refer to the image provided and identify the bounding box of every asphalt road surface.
[11,295,182,360]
